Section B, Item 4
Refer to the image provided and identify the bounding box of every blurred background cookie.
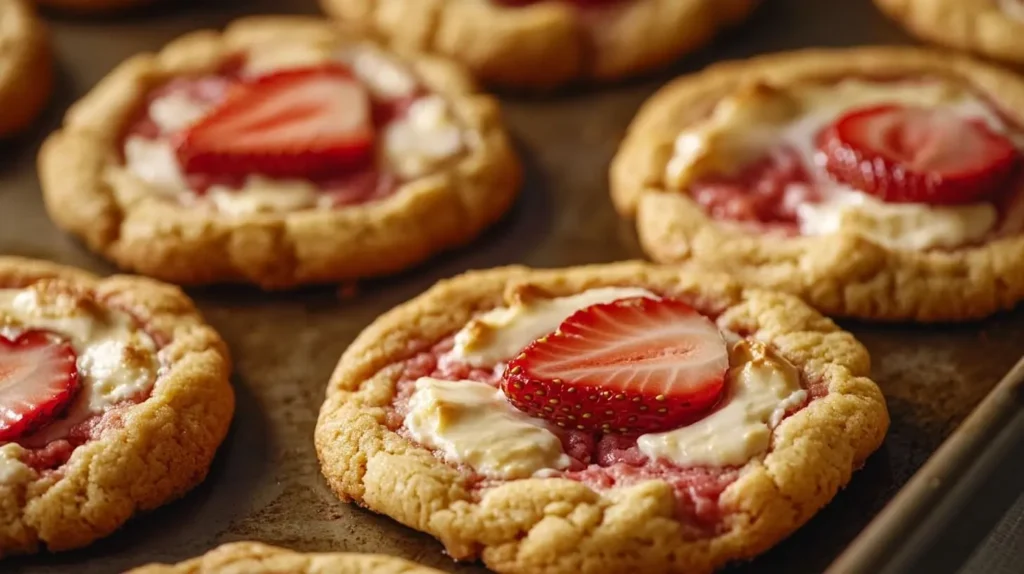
[319,0,759,89]
[875,0,1024,64]
[0,0,52,136]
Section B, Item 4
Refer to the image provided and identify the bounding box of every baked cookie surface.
[875,0,1024,64]
[0,0,52,136]
[611,47,1024,322]
[126,541,443,574]
[319,0,759,89]
[0,257,234,556]
[314,262,888,574]
[40,16,520,289]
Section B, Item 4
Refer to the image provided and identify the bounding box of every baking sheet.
[833,356,1024,574]
[4,0,1024,572]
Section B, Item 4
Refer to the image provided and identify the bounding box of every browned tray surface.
[4,0,1024,572]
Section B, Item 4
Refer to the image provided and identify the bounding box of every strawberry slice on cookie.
[818,104,1021,205]
[0,330,79,442]
[502,297,729,434]
[175,65,375,180]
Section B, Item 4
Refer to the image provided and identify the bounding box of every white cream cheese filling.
[636,340,806,468]
[383,95,465,179]
[121,44,465,214]
[450,286,658,367]
[404,377,571,479]
[796,190,998,251]
[337,43,420,100]
[0,288,159,446]
[665,79,1020,250]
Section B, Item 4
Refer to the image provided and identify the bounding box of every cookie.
[126,541,444,574]
[314,262,888,574]
[875,0,1024,64]
[319,0,759,89]
[0,0,52,136]
[39,16,520,289]
[0,256,234,556]
[611,46,1024,322]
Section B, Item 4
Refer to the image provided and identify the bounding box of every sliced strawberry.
[502,297,729,434]
[818,104,1020,205]
[0,330,80,442]
[175,65,375,180]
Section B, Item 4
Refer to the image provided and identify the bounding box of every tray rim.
[827,355,1024,573]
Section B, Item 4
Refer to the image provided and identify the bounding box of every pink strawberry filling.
[122,66,418,207]
[690,146,1024,238]
[17,404,133,472]
[387,335,825,532]
[689,146,820,234]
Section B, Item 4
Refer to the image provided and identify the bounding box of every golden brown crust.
[318,0,759,89]
[0,256,235,556]
[610,46,1024,322]
[875,0,1024,64]
[126,541,444,574]
[314,262,889,574]
[0,0,52,136]
[38,16,521,289]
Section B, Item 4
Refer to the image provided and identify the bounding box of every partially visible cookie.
[315,262,888,574]
[0,257,234,556]
[611,46,1024,322]
[319,0,759,89]
[875,0,1024,64]
[126,541,444,574]
[0,0,52,136]
[39,16,520,289]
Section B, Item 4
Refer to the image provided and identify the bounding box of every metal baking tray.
[4,0,1023,572]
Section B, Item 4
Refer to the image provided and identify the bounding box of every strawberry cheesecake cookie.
[0,0,52,137]
[0,257,234,556]
[127,542,445,574]
[876,0,1024,65]
[319,0,758,89]
[39,17,519,289]
[611,47,1024,321]
[315,262,888,574]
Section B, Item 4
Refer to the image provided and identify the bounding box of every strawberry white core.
[451,287,658,367]
[0,332,78,441]
[637,339,805,467]
[665,79,1024,250]
[0,286,159,474]
[400,287,808,487]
